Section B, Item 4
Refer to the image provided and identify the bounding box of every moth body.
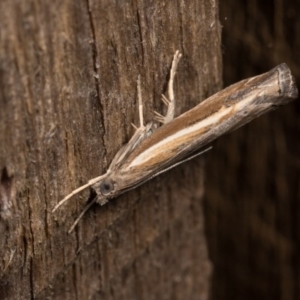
[52,52,298,233]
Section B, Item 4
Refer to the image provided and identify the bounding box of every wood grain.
[0,1,221,299]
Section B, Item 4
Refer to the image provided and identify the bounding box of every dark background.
[205,0,300,299]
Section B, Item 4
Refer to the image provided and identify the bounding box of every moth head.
[95,178,115,205]
[99,179,114,195]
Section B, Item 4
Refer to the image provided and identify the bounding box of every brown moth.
[53,51,298,233]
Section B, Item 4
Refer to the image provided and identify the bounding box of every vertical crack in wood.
[85,0,107,159]
[0,167,13,220]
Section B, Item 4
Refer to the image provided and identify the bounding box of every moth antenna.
[150,146,212,180]
[52,174,105,212]
[68,197,97,234]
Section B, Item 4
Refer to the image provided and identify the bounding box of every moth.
[53,51,298,233]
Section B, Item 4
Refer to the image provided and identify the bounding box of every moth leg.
[154,50,182,124]
[131,75,145,130]
[68,197,97,234]
[109,75,154,169]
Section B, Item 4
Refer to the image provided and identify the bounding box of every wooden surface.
[205,0,300,299]
[0,1,222,299]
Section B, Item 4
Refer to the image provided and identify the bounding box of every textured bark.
[205,0,300,299]
[0,1,222,299]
